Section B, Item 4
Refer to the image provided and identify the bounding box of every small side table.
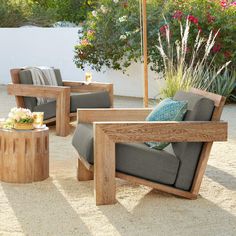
[0,127,49,183]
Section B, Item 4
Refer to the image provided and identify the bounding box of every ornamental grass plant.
[157,19,231,98]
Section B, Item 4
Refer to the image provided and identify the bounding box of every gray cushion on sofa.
[33,93,111,120]
[19,68,63,110]
[72,124,180,185]
[19,70,37,110]
[70,92,110,112]
[172,91,215,190]
[53,69,63,86]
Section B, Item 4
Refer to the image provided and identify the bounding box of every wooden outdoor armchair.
[7,68,113,137]
[72,88,228,205]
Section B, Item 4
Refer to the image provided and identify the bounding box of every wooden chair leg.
[94,126,116,205]
[77,159,93,181]
[56,89,70,137]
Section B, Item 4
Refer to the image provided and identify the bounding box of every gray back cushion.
[53,69,63,86]
[19,68,63,110]
[172,91,215,190]
[70,92,111,111]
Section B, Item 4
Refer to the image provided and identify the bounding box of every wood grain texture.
[94,125,116,205]
[142,0,149,107]
[190,142,213,195]
[55,87,70,136]
[8,84,71,137]
[77,159,93,181]
[77,108,153,123]
[7,83,70,98]
[94,121,227,143]
[190,87,223,107]
[9,69,114,136]
[86,88,228,205]
[78,156,93,171]
[116,172,197,199]
[76,160,196,200]
[43,113,77,125]
[10,69,26,108]
[0,128,49,183]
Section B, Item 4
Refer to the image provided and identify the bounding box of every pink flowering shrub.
[156,0,236,72]
[74,0,236,73]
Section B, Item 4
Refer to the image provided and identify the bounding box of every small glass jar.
[33,112,44,128]
[85,72,92,83]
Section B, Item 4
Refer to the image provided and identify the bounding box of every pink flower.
[230,1,236,6]
[159,24,169,36]
[220,0,227,8]
[212,43,221,53]
[172,10,183,20]
[187,15,198,25]
[87,30,95,37]
[81,39,89,46]
[198,25,202,33]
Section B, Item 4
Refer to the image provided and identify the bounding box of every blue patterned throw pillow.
[145,98,188,150]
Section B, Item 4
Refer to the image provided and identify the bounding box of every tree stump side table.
[0,127,49,183]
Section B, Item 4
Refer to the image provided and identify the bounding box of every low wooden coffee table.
[0,127,49,183]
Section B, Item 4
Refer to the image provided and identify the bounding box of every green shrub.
[0,0,26,27]
[74,0,236,73]
[74,0,141,71]
[53,0,97,24]
[0,0,97,27]
[27,3,57,27]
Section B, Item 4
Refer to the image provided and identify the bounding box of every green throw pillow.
[145,98,188,150]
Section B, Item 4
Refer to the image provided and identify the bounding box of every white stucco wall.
[0,28,164,98]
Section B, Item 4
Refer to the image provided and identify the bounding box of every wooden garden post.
[142,0,148,107]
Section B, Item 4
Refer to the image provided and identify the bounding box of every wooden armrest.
[63,81,113,93]
[7,83,70,99]
[77,108,153,123]
[94,121,228,143]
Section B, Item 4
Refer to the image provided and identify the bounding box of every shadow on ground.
[205,165,236,191]
[2,179,92,236]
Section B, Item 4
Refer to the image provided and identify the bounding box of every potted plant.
[8,108,34,130]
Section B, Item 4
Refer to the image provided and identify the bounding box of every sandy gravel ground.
[0,86,235,236]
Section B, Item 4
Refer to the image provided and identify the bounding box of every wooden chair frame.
[75,88,228,205]
[7,68,113,137]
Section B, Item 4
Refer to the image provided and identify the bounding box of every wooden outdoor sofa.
[72,88,227,205]
[7,68,113,137]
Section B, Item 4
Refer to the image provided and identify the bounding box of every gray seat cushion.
[72,124,180,185]
[33,93,111,120]
[172,91,215,190]
[19,68,63,110]
[70,92,110,112]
